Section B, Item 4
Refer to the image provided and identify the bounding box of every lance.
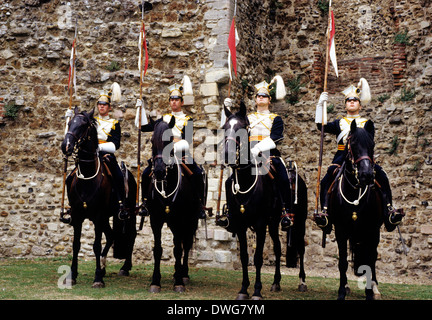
[216,2,238,220]
[315,1,333,248]
[60,18,78,221]
[137,1,150,229]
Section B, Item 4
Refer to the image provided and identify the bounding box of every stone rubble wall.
[0,0,431,282]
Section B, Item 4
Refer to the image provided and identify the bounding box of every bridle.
[345,134,375,183]
[66,114,100,180]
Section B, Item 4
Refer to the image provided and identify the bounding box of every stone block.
[200,83,219,97]
[214,250,232,263]
[420,225,432,235]
[214,229,230,241]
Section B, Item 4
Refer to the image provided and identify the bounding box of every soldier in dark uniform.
[64,83,127,219]
[218,77,294,230]
[314,78,404,232]
[135,76,207,219]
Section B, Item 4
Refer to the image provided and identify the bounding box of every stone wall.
[0,0,431,282]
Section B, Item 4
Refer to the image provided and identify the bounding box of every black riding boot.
[375,165,404,231]
[139,164,152,217]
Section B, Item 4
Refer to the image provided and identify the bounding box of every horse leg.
[92,224,105,288]
[251,228,266,300]
[236,230,250,300]
[181,233,194,286]
[172,233,186,293]
[336,237,349,300]
[365,239,381,300]
[150,224,162,293]
[298,246,307,292]
[69,222,82,286]
[100,219,114,274]
[268,222,282,293]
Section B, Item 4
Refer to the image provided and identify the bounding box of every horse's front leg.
[236,230,250,300]
[336,235,349,300]
[69,222,82,286]
[268,221,282,293]
[150,221,163,293]
[100,219,114,273]
[172,233,186,293]
[180,232,195,286]
[92,223,106,288]
[251,227,266,300]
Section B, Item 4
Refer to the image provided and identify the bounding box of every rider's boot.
[138,198,149,217]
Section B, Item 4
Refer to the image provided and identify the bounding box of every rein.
[153,154,182,200]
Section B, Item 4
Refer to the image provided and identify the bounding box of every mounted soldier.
[314,78,404,232]
[135,75,207,219]
[63,82,127,221]
[219,76,294,230]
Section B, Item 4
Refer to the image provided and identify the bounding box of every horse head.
[151,116,176,181]
[222,101,249,168]
[346,119,375,187]
[61,107,98,157]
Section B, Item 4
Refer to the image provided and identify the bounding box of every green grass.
[0,258,430,300]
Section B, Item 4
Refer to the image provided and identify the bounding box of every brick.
[420,225,432,235]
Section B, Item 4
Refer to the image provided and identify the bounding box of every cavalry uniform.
[96,115,121,150]
[319,115,368,165]
[251,80,293,229]
[138,77,206,218]
[162,111,191,142]
[315,78,403,232]
[95,86,126,214]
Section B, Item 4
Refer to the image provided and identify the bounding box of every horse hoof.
[174,285,186,293]
[298,284,308,292]
[345,286,351,295]
[251,295,263,300]
[64,278,76,287]
[235,293,249,300]
[118,269,130,277]
[149,285,161,293]
[270,284,281,292]
[91,281,105,289]
[182,277,190,286]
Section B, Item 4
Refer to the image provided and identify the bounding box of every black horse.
[61,107,137,287]
[326,119,383,300]
[219,103,308,300]
[144,116,200,293]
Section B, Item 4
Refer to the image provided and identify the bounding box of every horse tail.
[285,175,308,268]
[113,168,137,260]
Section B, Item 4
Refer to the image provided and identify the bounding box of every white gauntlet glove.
[315,92,328,124]
[224,98,233,108]
[65,109,74,119]
[173,139,189,153]
[135,99,148,127]
[98,142,116,154]
[250,137,276,158]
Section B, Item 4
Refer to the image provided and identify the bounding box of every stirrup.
[216,214,230,228]
[314,209,329,228]
[280,209,294,231]
[198,206,206,219]
[118,202,129,220]
[138,199,149,217]
[388,205,404,225]
[60,208,72,224]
